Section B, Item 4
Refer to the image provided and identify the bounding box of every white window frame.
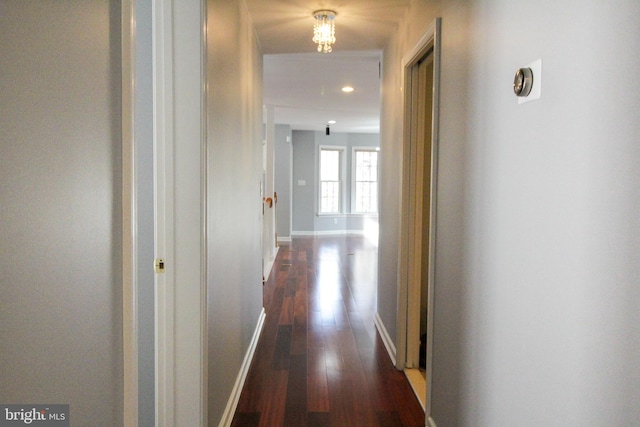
[318,145,346,214]
[351,147,379,214]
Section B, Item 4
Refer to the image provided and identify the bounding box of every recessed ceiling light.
[328,120,336,124]
[341,86,354,93]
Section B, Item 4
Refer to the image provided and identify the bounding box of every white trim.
[425,19,441,423]
[218,309,266,427]
[121,0,138,425]
[155,0,207,425]
[291,230,369,237]
[277,236,292,244]
[374,313,397,367]
[427,416,438,427]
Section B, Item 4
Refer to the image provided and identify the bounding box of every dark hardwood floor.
[231,236,425,427]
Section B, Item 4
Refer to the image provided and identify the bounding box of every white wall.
[379,0,640,425]
[0,1,123,424]
[205,0,264,424]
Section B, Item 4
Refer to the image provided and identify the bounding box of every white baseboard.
[291,230,366,236]
[427,416,437,427]
[218,308,266,427]
[374,312,396,367]
[277,236,292,244]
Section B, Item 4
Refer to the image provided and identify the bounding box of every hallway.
[232,236,424,427]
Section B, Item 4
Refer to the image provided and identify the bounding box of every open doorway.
[263,106,278,282]
[404,50,434,407]
[396,18,441,420]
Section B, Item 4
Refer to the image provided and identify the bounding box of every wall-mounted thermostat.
[514,59,542,104]
[513,67,533,97]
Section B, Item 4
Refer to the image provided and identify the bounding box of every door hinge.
[154,258,165,273]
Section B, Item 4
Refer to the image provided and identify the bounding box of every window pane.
[321,150,340,181]
[356,151,377,181]
[320,148,341,213]
[321,181,339,213]
[354,150,378,213]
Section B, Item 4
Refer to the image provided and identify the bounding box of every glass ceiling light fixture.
[312,10,337,53]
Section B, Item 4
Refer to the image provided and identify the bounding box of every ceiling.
[244,0,410,133]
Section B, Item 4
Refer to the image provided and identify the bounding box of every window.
[353,149,378,213]
[317,145,379,216]
[319,147,343,213]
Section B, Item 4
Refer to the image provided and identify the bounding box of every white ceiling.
[244,0,410,133]
[263,51,382,133]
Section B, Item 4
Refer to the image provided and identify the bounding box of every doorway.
[405,50,434,407]
[397,18,441,422]
[262,106,279,281]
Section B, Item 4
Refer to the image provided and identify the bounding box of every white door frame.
[122,1,207,425]
[263,105,278,279]
[153,0,207,425]
[396,17,441,426]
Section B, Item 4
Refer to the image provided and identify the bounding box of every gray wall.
[292,130,316,232]
[292,130,380,234]
[134,0,155,424]
[274,124,292,241]
[378,1,640,426]
[0,1,123,425]
[205,0,264,424]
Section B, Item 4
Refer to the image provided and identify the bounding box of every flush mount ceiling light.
[312,10,337,53]
[341,86,354,93]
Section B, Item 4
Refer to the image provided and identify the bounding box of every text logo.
[0,405,69,427]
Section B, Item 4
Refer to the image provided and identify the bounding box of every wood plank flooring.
[231,236,425,427]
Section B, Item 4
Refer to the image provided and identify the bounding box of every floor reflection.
[232,234,425,427]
